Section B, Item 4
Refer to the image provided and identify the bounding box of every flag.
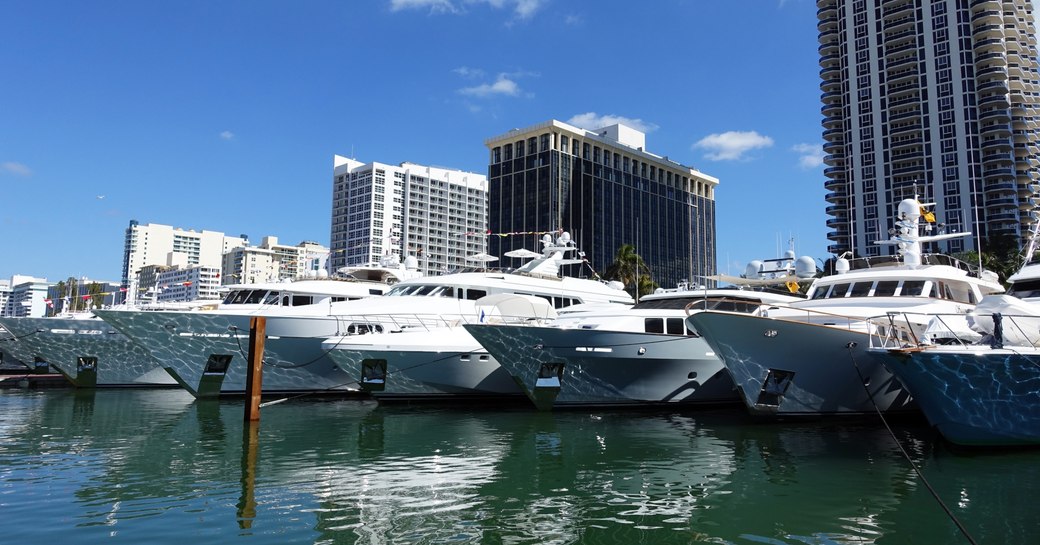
[786,281,800,294]
[919,206,936,223]
[119,287,128,292]
[182,281,192,286]
[81,294,91,300]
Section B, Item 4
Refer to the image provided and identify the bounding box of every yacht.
[465,274,807,410]
[321,294,625,403]
[0,310,179,387]
[313,233,633,401]
[98,234,631,397]
[0,324,34,370]
[685,198,1005,417]
[95,258,419,396]
[865,238,1040,446]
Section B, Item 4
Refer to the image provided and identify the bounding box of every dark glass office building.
[485,120,718,289]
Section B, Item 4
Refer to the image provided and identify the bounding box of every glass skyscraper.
[485,120,718,289]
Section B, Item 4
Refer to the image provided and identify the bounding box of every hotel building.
[485,120,718,289]
[121,221,247,288]
[819,0,1040,256]
[330,156,488,277]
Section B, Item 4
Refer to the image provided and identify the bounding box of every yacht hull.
[325,332,523,401]
[95,310,355,397]
[874,347,1040,446]
[0,316,176,387]
[464,324,738,409]
[685,312,915,417]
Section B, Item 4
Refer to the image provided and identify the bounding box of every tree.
[88,282,104,309]
[603,244,654,299]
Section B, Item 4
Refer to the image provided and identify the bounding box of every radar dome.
[316,269,328,278]
[558,231,571,244]
[835,257,850,275]
[404,256,419,270]
[897,199,921,221]
[744,260,764,280]
[607,280,625,291]
[795,256,816,279]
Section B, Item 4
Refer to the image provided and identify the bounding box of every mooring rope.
[844,341,979,545]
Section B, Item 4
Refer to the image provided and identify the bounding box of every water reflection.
[0,390,1038,544]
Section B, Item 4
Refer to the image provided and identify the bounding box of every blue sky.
[1,0,829,285]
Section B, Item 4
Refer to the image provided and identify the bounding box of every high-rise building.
[121,221,248,288]
[330,156,488,276]
[819,0,1040,257]
[484,120,718,289]
[1,275,49,317]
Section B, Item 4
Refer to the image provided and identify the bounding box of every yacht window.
[347,324,383,335]
[900,280,926,296]
[929,282,942,299]
[229,290,250,305]
[827,284,851,298]
[415,285,439,296]
[1008,279,1040,299]
[223,290,241,304]
[262,291,280,305]
[369,288,384,296]
[644,318,664,334]
[245,290,266,304]
[291,295,313,306]
[848,282,873,297]
[873,281,899,297]
[809,287,829,300]
[465,289,487,300]
[431,286,454,297]
[666,318,686,335]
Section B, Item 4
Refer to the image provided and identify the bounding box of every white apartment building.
[1,275,49,317]
[819,0,1040,256]
[223,246,278,284]
[121,220,248,288]
[155,266,222,302]
[330,156,488,276]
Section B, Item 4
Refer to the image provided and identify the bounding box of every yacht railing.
[329,311,558,335]
[868,310,1040,350]
[844,253,978,275]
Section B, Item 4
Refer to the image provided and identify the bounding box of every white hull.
[0,316,176,387]
[465,324,738,409]
[96,310,356,396]
[686,312,915,417]
[324,327,523,400]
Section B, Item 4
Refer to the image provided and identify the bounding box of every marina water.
[2,388,1038,544]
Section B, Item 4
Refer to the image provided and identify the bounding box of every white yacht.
[98,235,632,398]
[465,276,807,410]
[95,258,419,396]
[313,233,634,402]
[0,310,179,387]
[321,290,626,403]
[864,237,1040,446]
[686,198,1005,417]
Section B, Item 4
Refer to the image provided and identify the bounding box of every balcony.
[972,23,1004,40]
[823,141,844,154]
[974,37,1006,54]
[823,165,846,178]
[824,177,846,191]
[820,77,841,93]
[819,53,840,69]
[980,108,1012,123]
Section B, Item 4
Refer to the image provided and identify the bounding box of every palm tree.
[603,244,653,299]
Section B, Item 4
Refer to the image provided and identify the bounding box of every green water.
[1,388,1037,544]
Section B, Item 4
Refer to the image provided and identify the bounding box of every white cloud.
[792,143,825,168]
[459,74,522,97]
[389,0,545,20]
[390,0,457,14]
[1,162,32,176]
[566,112,658,133]
[452,66,485,79]
[220,130,235,140]
[693,131,774,161]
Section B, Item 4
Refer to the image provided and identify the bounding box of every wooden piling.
[244,316,266,421]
